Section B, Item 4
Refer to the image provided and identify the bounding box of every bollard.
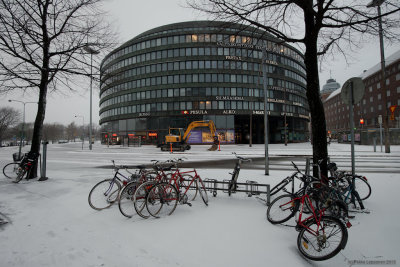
[39,141,49,181]
[218,141,221,151]
[373,137,376,152]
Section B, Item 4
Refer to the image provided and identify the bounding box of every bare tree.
[0,107,20,146]
[188,0,400,175]
[0,0,117,177]
[66,122,78,142]
[42,123,65,143]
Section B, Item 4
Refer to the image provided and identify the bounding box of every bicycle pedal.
[186,202,192,207]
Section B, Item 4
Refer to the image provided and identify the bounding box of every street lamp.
[75,115,85,150]
[8,99,38,159]
[262,42,270,175]
[84,44,100,151]
[367,0,390,153]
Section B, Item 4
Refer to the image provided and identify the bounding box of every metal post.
[249,89,252,147]
[262,42,269,175]
[349,82,356,176]
[8,100,37,158]
[39,141,49,181]
[373,136,377,152]
[379,115,383,152]
[89,52,93,150]
[367,0,390,153]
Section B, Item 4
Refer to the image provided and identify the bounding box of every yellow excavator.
[159,120,219,152]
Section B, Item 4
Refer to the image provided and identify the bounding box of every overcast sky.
[1,0,399,126]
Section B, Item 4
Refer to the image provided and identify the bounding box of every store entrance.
[234,115,286,144]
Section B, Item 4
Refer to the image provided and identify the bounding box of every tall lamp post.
[75,115,85,150]
[84,45,99,150]
[367,0,390,153]
[8,99,38,158]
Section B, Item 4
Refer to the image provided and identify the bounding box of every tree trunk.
[304,7,328,177]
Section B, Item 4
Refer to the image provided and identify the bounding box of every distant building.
[323,50,400,143]
[320,78,340,101]
[99,21,309,145]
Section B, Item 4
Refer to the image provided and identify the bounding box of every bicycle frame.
[279,193,326,236]
[167,168,199,198]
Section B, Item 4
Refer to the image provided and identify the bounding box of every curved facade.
[99,21,309,145]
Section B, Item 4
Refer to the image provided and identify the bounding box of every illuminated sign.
[148,132,157,137]
[181,110,189,115]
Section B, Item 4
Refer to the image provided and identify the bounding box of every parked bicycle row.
[266,160,372,261]
[88,159,208,219]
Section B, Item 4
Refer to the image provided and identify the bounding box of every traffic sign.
[341,77,365,105]
[389,105,397,113]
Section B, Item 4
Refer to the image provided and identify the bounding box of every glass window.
[180,88,186,96]
[206,101,211,109]
[168,89,173,97]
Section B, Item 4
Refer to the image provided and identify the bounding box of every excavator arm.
[182,120,217,142]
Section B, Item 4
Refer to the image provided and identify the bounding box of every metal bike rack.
[201,178,270,205]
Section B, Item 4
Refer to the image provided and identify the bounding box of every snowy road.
[0,142,399,267]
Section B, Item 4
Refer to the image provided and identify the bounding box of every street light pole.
[367,0,390,153]
[262,42,269,175]
[84,45,99,151]
[8,99,38,158]
[75,115,85,150]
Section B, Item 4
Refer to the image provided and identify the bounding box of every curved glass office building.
[99,21,309,145]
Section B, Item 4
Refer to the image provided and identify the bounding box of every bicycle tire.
[118,181,139,218]
[3,162,20,179]
[88,179,121,210]
[179,174,198,201]
[351,190,365,210]
[267,194,298,224]
[133,181,156,219]
[146,182,178,218]
[270,178,291,196]
[297,216,347,261]
[14,168,27,183]
[353,176,371,201]
[228,171,239,196]
[197,178,209,206]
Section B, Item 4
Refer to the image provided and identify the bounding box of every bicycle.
[267,186,351,261]
[88,160,149,211]
[269,161,318,197]
[127,160,174,219]
[4,152,40,183]
[228,152,252,196]
[146,159,208,218]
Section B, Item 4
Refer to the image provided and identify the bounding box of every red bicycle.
[267,188,351,261]
[146,159,208,218]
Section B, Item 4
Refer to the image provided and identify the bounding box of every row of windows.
[100,87,308,110]
[102,32,303,68]
[100,100,309,120]
[101,72,306,99]
[101,58,305,90]
[102,46,305,80]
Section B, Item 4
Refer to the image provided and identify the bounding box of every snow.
[1,142,400,267]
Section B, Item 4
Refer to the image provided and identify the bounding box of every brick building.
[323,50,400,143]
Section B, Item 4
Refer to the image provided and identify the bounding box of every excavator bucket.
[208,144,218,151]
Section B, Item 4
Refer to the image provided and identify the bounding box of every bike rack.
[201,178,271,205]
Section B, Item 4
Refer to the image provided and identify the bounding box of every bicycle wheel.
[118,181,139,218]
[267,194,298,224]
[297,216,347,261]
[179,174,198,201]
[3,163,20,179]
[88,179,121,210]
[13,168,26,183]
[353,176,371,200]
[146,182,178,218]
[133,181,156,219]
[197,178,208,206]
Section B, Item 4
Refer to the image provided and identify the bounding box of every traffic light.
[360,118,364,125]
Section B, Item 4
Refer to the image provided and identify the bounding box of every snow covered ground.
[0,142,399,267]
